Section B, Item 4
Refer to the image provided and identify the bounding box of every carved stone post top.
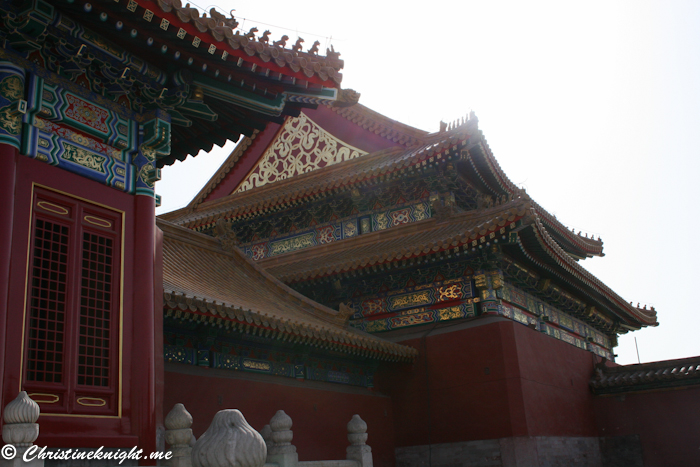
[3,391,39,424]
[346,415,366,434]
[347,415,367,447]
[165,403,193,431]
[270,410,292,432]
[2,392,40,447]
[192,409,266,467]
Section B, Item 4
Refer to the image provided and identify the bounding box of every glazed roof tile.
[590,356,700,394]
[328,104,430,147]
[159,219,417,361]
[143,0,344,86]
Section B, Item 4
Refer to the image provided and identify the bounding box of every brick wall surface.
[599,435,643,467]
[533,437,602,467]
[396,439,503,467]
[396,436,604,467]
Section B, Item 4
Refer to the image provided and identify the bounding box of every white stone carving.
[192,409,266,467]
[2,391,39,446]
[267,410,298,467]
[1,392,43,467]
[165,403,194,467]
[346,415,372,467]
[235,112,367,193]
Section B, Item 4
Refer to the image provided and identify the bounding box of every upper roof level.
[162,104,603,261]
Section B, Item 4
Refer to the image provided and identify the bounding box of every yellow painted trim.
[27,393,59,404]
[39,413,119,419]
[20,183,125,420]
[84,215,112,228]
[36,201,69,216]
[76,396,106,407]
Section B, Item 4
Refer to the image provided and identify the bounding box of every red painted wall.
[164,367,397,467]
[1,155,157,451]
[0,145,17,415]
[594,387,700,466]
[377,318,600,448]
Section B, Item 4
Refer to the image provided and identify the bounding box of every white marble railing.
[164,405,373,467]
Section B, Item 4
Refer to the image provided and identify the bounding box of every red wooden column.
[132,193,157,460]
[0,144,17,416]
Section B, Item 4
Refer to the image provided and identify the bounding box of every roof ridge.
[330,103,429,146]
[525,212,657,327]
[150,0,345,85]
[467,138,605,258]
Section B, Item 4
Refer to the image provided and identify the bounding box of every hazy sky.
[157,1,700,365]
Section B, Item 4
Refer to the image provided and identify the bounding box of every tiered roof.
[163,109,657,331]
[159,219,417,362]
[165,113,602,261]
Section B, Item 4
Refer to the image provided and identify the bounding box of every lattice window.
[78,232,113,387]
[26,219,69,383]
[24,188,121,415]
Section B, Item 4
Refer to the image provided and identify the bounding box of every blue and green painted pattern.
[163,340,376,388]
[0,63,25,149]
[240,200,431,261]
[22,124,133,192]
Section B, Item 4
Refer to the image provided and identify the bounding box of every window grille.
[24,188,121,415]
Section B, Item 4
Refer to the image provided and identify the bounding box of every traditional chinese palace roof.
[164,108,603,262]
[6,0,349,166]
[159,219,418,362]
[591,356,700,395]
[162,105,658,336]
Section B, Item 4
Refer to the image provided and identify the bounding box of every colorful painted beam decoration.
[239,200,431,260]
[163,330,377,388]
[348,277,478,332]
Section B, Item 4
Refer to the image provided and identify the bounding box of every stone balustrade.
[166,404,373,467]
[6,397,371,467]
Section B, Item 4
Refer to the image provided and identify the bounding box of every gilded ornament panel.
[351,303,476,333]
[352,277,475,318]
[61,142,106,173]
[236,112,368,192]
[0,106,21,135]
[268,232,316,257]
[26,127,130,193]
[0,75,23,100]
[389,291,431,310]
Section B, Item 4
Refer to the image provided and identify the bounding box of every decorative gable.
[235,112,367,193]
